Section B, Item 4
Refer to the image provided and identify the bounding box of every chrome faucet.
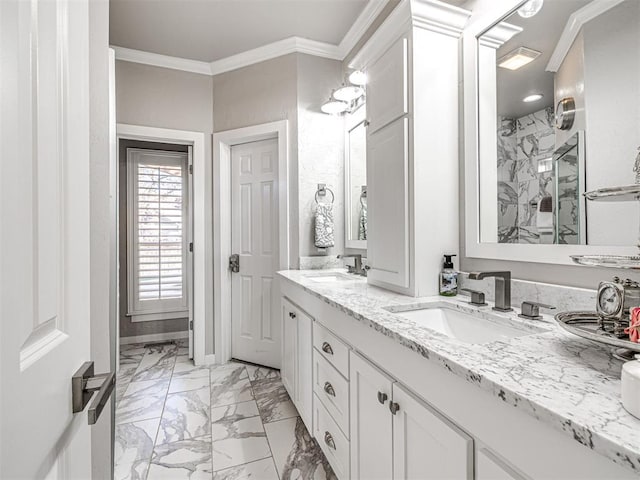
[467,271,512,312]
[338,254,364,276]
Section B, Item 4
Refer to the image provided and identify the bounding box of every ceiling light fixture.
[523,93,543,103]
[498,46,541,70]
[333,84,365,102]
[518,0,544,18]
[321,94,349,115]
[348,70,367,86]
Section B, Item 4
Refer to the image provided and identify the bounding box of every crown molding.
[349,0,471,69]
[546,0,625,72]
[411,0,472,38]
[208,36,341,76]
[477,21,522,49]
[112,1,389,77]
[338,0,391,58]
[112,46,213,75]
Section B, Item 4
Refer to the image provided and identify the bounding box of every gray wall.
[459,0,640,289]
[211,53,346,265]
[118,140,189,339]
[115,61,215,353]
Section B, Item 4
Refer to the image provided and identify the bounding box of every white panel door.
[1,0,104,478]
[349,352,394,480]
[231,139,280,367]
[392,383,473,480]
[366,37,408,134]
[367,118,410,289]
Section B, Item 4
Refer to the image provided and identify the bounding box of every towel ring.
[315,186,335,204]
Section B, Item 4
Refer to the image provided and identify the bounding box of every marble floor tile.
[211,368,254,408]
[264,417,336,480]
[210,400,260,424]
[132,351,176,382]
[117,382,168,424]
[170,366,211,394]
[252,378,297,423]
[158,387,211,445]
[211,416,272,472]
[148,436,213,480]
[212,457,279,480]
[210,364,249,384]
[245,364,281,384]
[114,418,159,480]
[124,379,170,398]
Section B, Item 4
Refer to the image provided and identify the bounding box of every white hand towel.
[315,203,335,248]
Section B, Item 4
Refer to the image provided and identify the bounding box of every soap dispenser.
[439,254,458,297]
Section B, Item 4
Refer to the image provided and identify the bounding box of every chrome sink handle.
[460,288,487,306]
[519,301,556,320]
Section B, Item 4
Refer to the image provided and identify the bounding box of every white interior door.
[231,138,280,368]
[0,0,108,477]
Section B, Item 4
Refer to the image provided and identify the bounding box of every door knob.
[229,254,240,273]
[72,362,115,425]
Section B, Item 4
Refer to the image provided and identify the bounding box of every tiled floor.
[115,340,336,480]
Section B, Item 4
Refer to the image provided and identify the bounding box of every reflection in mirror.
[345,105,367,249]
[478,0,640,246]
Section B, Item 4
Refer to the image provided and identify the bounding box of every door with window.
[1,0,110,477]
[230,138,280,368]
[126,149,192,346]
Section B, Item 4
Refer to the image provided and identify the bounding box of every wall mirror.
[465,0,640,264]
[345,105,367,249]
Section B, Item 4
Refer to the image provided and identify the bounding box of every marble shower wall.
[497,107,555,243]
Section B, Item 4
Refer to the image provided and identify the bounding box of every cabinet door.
[281,298,297,398]
[367,117,410,289]
[296,308,313,431]
[350,352,394,480]
[367,37,408,133]
[476,448,527,480]
[392,383,473,480]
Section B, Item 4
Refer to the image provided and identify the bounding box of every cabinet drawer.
[314,393,350,480]
[313,322,349,378]
[313,351,349,438]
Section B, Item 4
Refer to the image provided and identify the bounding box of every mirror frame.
[463,0,637,265]
[344,104,367,250]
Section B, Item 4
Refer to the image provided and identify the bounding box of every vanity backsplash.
[459,272,596,312]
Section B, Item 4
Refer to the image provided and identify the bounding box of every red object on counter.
[625,307,640,343]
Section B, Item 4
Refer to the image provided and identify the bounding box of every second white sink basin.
[391,306,543,344]
[307,272,358,283]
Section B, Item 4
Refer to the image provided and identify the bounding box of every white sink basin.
[392,306,543,344]
[307,272,359,283]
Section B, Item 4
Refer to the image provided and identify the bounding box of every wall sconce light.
[321,93,349,115]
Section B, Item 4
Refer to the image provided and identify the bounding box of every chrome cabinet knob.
[321,342,333,355]
[389,401,400,415]
[377,391,388,404]
[288,311,296,319]
[324,431,336,450]
[323,382,336,397]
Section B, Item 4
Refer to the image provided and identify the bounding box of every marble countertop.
[277,269,640,475]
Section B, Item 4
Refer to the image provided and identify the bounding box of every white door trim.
[116,123,207,366]
[213,120,290,365]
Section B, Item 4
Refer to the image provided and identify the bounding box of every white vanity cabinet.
[280,297,313,430]
[351,1,470,296]
[350,351,473,480]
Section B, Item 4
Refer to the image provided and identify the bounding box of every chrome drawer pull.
[323,381,336,397]
[377,391,388,404]
[321,342,334,355]
[324,431,336,450]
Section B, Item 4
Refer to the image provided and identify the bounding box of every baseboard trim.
[120,331,188,345]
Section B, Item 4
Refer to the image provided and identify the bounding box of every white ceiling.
[110,0,370,62]
[488,0,590,119]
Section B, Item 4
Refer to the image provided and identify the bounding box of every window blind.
[128,149,188,318]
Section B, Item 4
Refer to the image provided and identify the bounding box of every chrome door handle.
[321,342,333,355]
[229,253,240,273]
[323,382,336,397]
[72,362,116,425]
[377,391,388,404]
[324,431,336,450]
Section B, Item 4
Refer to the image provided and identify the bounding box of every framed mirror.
[345,104,367,249]
[464,0,639,264]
